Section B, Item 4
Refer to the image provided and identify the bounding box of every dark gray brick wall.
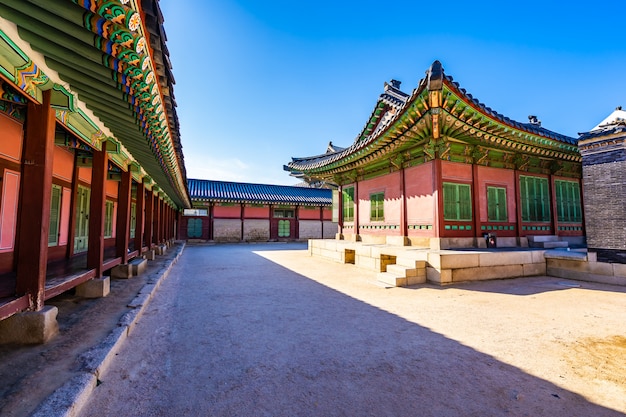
[582,160,626,252]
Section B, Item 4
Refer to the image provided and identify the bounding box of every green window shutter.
[443,183,472,221]
[342,187,354,222]
[555,180,582,223]
[520,176,550,222]
[104,201,114,238]
[370,192,384,221]
[458,185,472,220]
[443,183,457,220]
[487,186,507,222]
[48,185,61,246]
[130,202,137,239]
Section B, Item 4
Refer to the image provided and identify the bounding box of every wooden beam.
[15,90,56,311]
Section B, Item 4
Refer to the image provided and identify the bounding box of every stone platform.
[308,239,548,286]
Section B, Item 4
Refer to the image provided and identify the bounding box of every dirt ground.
[2,242,626,416]
[0,243,184,417]
[77,243,626,416]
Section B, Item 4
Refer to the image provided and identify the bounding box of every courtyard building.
[286,61,584,251]
[182,178,335,242]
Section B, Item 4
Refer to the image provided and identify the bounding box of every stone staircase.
[377,256,427,287]
[527,235,568,249]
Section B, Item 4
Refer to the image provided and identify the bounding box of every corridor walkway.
[79,243,626,416]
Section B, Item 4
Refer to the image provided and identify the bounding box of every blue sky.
[160,1,625,185]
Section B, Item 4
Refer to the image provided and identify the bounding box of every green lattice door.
[74,185,90,253]
[187,218,203,238]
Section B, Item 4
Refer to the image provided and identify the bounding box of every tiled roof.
[187,179,332,205]
[287,61,578,174]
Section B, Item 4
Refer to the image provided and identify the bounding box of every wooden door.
[74,185,90,253]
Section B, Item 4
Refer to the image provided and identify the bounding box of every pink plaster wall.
[299,207,322,220]
[405,162,436,226]
[244,206,270,218]
[0,114,22,163]
[214,205,242,218]
[52,146,74,182]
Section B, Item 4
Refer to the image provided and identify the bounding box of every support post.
[15,90,56,311]
[134,181,145,252]
[144,190,154,249]
[87,143,108,278]
[116,167,132,263]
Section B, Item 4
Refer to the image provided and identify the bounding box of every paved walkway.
[76,242,626,416]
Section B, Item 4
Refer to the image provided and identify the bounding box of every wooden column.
[320,206,324,238]
[116,167,132,263]
[400,167,408,242]
[144,190,154,248]
[15,90,56,310]
[134,181,145,252]
[472,164,481,241]
[87,143,108,278]
[337,185,343,236]
[154,196,162,243]
[353,181,360,238]
[66,151,81,258]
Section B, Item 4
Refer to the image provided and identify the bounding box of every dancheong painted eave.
[0,0,190,208]
[188,179,332,206]
[286,60,579,180]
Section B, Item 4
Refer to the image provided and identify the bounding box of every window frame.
[555,180,582,223]
[48,184,62,246]
[342,186,354,222]
[443,182,472,221]
[369,192,384,222]
[487,186,508,222]
[104,200,114,238]
[519,176,551,222]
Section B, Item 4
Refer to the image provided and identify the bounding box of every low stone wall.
[243,219,270,241]
[546,251,626,286]
[213,219,242,242]
[308,239,547,285]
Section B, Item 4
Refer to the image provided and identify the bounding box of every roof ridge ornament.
[426,60,444,91]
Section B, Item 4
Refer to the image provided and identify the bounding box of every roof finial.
[617,106,623,111]
[528,115,541,127]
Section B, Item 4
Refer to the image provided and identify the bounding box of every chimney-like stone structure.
[578,107,626,263]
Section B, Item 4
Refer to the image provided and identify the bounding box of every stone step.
[395,257,427,268]
[527,235,559,243]
[529,240,569,248]
[377,272,407,287]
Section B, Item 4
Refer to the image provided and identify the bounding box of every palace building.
[0,0,189,342]
[181,179,335,242]
[286,61,584,251]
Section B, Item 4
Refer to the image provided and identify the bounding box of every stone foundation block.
[111,264,132,279]
[143,249,156,260]
[452,265,523,282]
[155,245,167,255]
[76,277,110,298]
[0,305,59,344]
[523,262,546,276]
[130,258,148,275]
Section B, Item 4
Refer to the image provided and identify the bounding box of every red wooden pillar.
[167,205,172,240]
[154,196,162,243]
[134,181,145,252]
[337,185,343,236]
[15,90,56,310]
[116,167,132,263]
[353,181,359,238]
[144,190,154,248]
[400,167,408,241]
[87,143,108,278]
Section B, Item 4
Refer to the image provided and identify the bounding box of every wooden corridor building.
[0,0,189,341]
